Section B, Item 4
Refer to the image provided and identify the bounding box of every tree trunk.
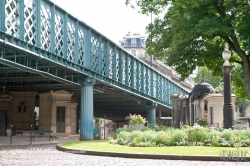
[230,35,250,99]
[241,56,250,100]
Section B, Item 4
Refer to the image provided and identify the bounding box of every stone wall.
[39,90,77,134]
[9,91,36,129]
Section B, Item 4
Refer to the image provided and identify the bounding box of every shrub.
[125,114,147,126]
[154,125,169,132]
[171,129,186,144]
[197,118,208,127]
[154,131,172,146]
[221,129,232,141]
[186,124,209,143]
[143,130,156,142]
[112,124,250,147]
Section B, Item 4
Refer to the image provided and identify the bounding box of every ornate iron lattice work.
[0,0,190,109]
[165,81,169,103]
[147,70,151,95]
[91,36,99,72]
[143,67,146,92]
[67,20,75,62]
[55,12,64,57]
[24,0,36,45]
[153,73,156,97]
[78,28,84,66]
[133,61,137,89]
[122,53,126,84]
[40,2,51,51]
[101,42,106,75]
[108,47,114,78]
[127,56,131,87]
[5,0,20,37]
[138,63,142,91]
[115,52,119,81]
[161,79,165,101]
[157,75,161,99]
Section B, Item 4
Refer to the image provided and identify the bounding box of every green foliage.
[232,64,248,99]
[236,98,250,114]
[222,130,232,141]
[171,130,186,145]
[112,124,250,147]
[126,0,250,99]
[196,118,208,127]
[187,126,209,143]
[194,66,222,88]
[125,114,147,125]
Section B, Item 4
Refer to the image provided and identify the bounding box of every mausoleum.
[171,78,238,128]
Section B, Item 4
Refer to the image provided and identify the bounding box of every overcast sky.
[51,0,152,44]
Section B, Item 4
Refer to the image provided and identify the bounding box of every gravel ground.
[0,144,249,166]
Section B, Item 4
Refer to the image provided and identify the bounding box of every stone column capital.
[222,65,232,73]
[80,77,96,86]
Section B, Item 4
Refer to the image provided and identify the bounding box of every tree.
[125,0,250,99]
[193,66,222,91]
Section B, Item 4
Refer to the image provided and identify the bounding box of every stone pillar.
[222,44,234,129]
[147,103,156,126]
[80,77,95,140]
[222,65,234,129]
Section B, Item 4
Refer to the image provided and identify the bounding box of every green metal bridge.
[0,0,190,140]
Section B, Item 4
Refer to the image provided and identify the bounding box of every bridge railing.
[0,0,189,107]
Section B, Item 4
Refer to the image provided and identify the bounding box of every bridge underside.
[0,46,172,122]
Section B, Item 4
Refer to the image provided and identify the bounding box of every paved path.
[0,144,249,166]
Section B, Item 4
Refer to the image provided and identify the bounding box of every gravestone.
[244,106,250,117]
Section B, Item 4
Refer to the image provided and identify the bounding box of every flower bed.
[108,124,250,147]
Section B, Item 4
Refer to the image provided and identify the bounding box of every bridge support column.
[147,103,156,126]
[80,77,95,141]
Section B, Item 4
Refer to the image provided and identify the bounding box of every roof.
[120,36,146,48]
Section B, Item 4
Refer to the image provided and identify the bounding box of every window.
[131,38,136,46]
[204,100,208,111]
[131,50,136,56]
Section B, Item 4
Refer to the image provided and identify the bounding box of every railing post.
[30,125,32,145]
[10,125,13,145]
[104,115,106,140]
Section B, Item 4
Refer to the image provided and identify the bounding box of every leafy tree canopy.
[126,0,250,99]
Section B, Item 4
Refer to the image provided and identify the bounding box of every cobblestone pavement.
[0,144,249,166]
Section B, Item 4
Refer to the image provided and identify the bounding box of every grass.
[62,140,250,156]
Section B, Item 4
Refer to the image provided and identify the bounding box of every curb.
[0,143,59,149]
[56,144,250,162]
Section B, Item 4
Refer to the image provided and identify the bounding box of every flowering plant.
[125,113,147,125]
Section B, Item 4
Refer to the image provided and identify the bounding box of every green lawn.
[62,140,250,156]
